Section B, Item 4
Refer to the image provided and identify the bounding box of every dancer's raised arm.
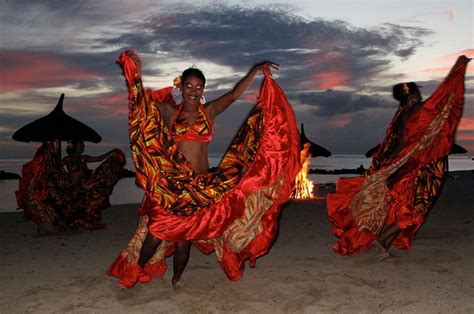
[118,50,176,126]
[207,61,279,118]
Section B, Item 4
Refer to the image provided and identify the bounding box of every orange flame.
[291,143,316,199]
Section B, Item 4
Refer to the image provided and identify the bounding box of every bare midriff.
[158,101,213,175]
[175,141,209,174]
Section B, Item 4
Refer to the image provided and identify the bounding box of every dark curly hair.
[392,82,420,102]
[66,140,84,156]
[181,68,206,86]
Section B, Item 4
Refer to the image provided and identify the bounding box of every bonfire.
[291,143,316,199]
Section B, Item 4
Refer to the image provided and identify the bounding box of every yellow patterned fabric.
[327,56,469,255]
[128,79,262,216]
[350,99,453,233]
[108,52,301,285]
[171,103,213,142]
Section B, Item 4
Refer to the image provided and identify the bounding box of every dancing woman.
[62,141,122,185]
[16,141,125,231]
[327,56,470,257]
[61,140,125,229]
[108,50,300,288]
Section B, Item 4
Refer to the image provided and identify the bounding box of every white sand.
[0,171,473,313]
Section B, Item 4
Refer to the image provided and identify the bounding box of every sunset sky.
[0,0,472,158]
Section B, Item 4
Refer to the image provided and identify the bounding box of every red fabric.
[109,52,300,286]
[16,144,51,210]
[15,143,58,223]
[108,245,175,288]
[327,57,470,255]
[143,68,300,244]
[150,86,175,105]
[172,103,213,143]
[16,142,125,228]
[107,254,155,288]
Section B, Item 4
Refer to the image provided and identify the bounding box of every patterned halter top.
[171,102,213,143]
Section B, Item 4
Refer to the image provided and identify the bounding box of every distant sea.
[1,154,473,213]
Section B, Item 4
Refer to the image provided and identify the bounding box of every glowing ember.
[291,143,316,199]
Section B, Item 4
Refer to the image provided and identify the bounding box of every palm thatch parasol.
[12,94,102,143]
[300,123,331,157]
[365,143,468,158]
[450,143,468,154]
[364,144,381,158]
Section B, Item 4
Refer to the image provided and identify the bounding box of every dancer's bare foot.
[376,251,392,262]
[37,223,59,234]
[376,251,399,262]
[172,277,183,291]
[372,238,388,253]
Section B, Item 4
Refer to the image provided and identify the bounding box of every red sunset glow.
[0,51,99,92]
[458,117,474,131]
[328,116,352,128]
[315,71,350,89]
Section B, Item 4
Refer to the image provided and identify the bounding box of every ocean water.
[1,154,473,213]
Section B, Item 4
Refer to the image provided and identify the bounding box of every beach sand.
[0,171,473,313]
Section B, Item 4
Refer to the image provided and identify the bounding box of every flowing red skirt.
[108,52,301,287]
[16,143,125,229]
[327,57,469,255]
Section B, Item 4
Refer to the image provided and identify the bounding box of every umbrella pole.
[54,140,61,160]
[445,156,450,178]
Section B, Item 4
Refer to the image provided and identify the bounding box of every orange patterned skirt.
[327,56,469,255]
[16,143,125,229]
[108,52,301,287]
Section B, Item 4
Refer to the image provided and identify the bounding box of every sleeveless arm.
[117,51,147,118]
[207,61,279,119]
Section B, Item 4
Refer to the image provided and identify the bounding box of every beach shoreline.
[0,171,473,313]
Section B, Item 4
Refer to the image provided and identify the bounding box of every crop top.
[171,102,213,143]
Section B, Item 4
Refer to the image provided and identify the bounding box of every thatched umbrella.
[12,94,102,158]
[364,144,381,158]
[365,142,468,175]
[365,143,468,158]
[450,143,468,154]
[300,123,331,157]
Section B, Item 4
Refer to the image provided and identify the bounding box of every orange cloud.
[448,49,474,58]
[305,53,351,89]
[328,116,351,128]
[99,92,128,107]
[457,133,474,141]
[86,92,129,115]
[424,50,474,75]
[314,71,350,89]
[0,51,99,92]
[459,117,474,131]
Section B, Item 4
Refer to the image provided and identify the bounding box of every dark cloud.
[294,109,397,155]
[5,2,469,158]
[292,90,394,117]
[381,23,431,60]
[101,5,433,91]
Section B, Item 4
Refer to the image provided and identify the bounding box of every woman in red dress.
[108,50,301,288]
[16,141,125,232]
[327,56,470,257]
[61,140,125,229]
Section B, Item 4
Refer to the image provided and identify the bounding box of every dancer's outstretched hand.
[256,61,280,74]
[457,55,471,65]
[121,49,142,77]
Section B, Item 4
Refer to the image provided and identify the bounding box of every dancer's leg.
[138,232,162,268]
[378,224,401,249]
[374,224,401,261]
[172,241,191,288]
